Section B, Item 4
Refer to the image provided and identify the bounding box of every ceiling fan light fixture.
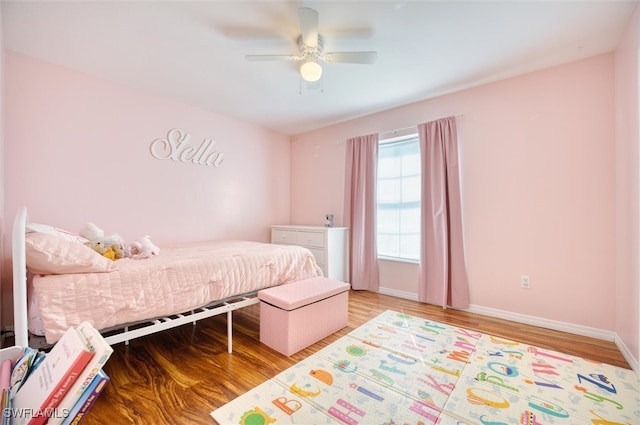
[300,60,322,82]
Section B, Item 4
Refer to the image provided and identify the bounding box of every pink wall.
[1,51,292,323]
[4,51,291,243]
[614,3,639,368]
[291,54,617,332]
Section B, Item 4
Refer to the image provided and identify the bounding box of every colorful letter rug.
[211,310,640,424]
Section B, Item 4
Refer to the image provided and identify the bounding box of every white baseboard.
[465,305,616,342]
[378,288,640,375]
[465,304,616,342]
[377,287,615,341]
[614,333,640,376]
[377,287,419,301]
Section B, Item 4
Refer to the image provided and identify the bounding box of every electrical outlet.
[520,275,531,289]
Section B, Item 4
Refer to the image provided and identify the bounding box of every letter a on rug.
[211,310,640,424]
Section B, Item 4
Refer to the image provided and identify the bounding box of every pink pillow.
[25,232,118,275]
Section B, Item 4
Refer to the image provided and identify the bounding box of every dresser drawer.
[296,231,324,248]
[306,247,325,264]
[270,224,348,282]
[271,229,297,244]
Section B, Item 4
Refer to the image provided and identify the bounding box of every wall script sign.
[150,128,224,167]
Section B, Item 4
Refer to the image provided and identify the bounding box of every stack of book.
[1,322,113,425]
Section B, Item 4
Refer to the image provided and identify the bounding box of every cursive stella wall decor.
[150,128,224,167]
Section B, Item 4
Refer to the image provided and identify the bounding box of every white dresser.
[271,225,349,282]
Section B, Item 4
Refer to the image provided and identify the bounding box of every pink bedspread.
[32,240,322,343]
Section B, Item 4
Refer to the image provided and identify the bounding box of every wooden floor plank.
[71,290,630,424]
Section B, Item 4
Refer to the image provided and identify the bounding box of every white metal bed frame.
[12,206,259,353]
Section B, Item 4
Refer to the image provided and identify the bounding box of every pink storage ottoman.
[258,277,350,356]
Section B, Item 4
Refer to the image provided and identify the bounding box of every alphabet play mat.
[211,310,640,424]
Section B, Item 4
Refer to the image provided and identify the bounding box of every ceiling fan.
[244,7,378,82]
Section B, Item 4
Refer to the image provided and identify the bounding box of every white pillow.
[25,222,88,244]
[25,232,117,275]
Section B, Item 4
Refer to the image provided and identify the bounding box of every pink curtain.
[418,117,469,308]
[343,134,380,290]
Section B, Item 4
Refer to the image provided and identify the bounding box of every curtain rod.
[338,114,463,145]
[378,124,418,137]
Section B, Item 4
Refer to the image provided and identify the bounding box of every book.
[1,346,23,425]
[9,347,45,398]
[61,370,109,425]
[11,327,95,425]
[48,322,113,425]
[2,388,10,425]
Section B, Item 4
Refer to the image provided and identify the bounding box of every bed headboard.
[12,206,28,348]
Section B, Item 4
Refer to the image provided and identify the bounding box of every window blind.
[377,136,421,261]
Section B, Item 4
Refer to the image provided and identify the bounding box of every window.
[377,135,421,261]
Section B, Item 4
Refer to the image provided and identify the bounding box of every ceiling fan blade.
[220,27,289,41]
[322,28,374,39]
[323,51,378,64]
[299,7,319,48]
[245,55,302,62]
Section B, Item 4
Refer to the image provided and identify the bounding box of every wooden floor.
[76,290,630,425]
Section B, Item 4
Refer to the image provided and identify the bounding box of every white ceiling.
[2,0,637,136]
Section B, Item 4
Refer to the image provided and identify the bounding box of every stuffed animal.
[79,222,124,247]
[84,241,118,260]
[111,243,125,260]
[80,223,125,260]
[130,236,160,260]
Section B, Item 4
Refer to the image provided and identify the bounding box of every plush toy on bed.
[130,235,160,260]
[80,222,123,246]
[80,222,126,260]
[110,243,125,260]
[84,241,125,260]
